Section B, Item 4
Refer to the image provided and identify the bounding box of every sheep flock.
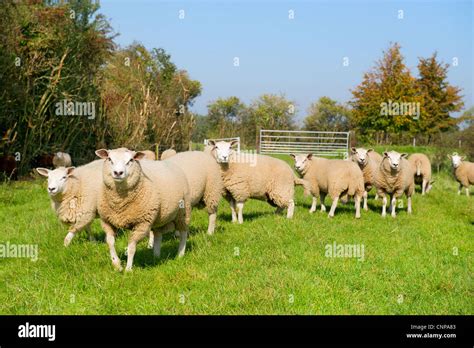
[33,143,473,271]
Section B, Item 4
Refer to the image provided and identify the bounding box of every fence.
[259,130,350,158]
[204,137,241,153]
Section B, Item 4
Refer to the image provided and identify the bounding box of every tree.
[304,97,351,132]
[416,52,464,139]
[206,97,246,138]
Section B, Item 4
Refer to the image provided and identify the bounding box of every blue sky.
[100,0,473,123]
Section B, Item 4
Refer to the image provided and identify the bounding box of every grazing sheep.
[36,160,103,246]
[0,155,17,180]
[141,150,156,160]
[448,152,474,196]
[163,151,224,235]
[292,154,364,218]
[350,147,383,209]
[161,148,177,160]
[208,140,309,223]
[408,153,434,195]
[374,151,415,217]
[95,148,191,272]
[53,152,72,168]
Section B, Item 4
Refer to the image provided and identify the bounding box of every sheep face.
[351,147,372,166]
[208,140,236,164]
[36,167,75,196]
[383,151,407,171]
[450,153,465,168]
[95,148,146,182]
[290,154,312,174]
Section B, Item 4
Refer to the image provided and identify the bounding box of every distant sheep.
[95,148,191,272]
[208,140,309,223]
[36,160,103,246]
[408,153,434,195]
[292,154,364,218]
[350,147,383,209]
[53,152,72,168]
[0,155,17,180]
[448,152,473,196]
[160,148,177,160]
[141,150,156,160]
[374,151,414,217]
[32,154,54,168]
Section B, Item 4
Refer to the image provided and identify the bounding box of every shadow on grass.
[218,210,275,222]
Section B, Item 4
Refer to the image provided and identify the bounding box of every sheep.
[163,151,224,235]
[0,155,17,180]
[408,153,434,195]
[207,140,309,223]
[448,152,474,196]
[350,147,383,209]
[36,160,103,246]
[160,148,177,160]
[141,150,156,160]
[95,147,191,272]
[53,152,72,168]
[291,154,364,218]
[374,151,415,218]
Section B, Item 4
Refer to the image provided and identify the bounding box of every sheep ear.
[134,151,146,161]
[207,140,215,146]
[367,148,374,153]
[290,154,295,159]
[230,140,238,147]
[383,151,389,157]
[461,156,466,161]
[401,153,408,159]
[447,154,452,159]
[36,168,50,177]
[350,147,357,154]
[66,167,76,176]
[95,149,109,159]
[307,153,313,160]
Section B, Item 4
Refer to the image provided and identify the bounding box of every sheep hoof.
[64,232,75,247]
[125,267,133,272]
[113,263,123,272]
[328,214,334,218]
[321,207,326,212]
[363,206,368,211]
[309,209,315,214]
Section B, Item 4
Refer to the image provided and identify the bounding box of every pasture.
[0,154,472,315]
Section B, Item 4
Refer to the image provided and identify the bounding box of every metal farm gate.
[204,137,241,153]
[259,130,349,158]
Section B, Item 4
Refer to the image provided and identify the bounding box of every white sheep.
[292,154,364,218]
[208,140,309,223]
[408,153,434,195]
[36,160,103,246]
[374,151,415,217]
[163,151,224,235]
[95,148,191,272]
[160,148,177,160]
[141,150,156,160]
[448,152,474,196]
[53,152,72,168]
[350,147,383,209]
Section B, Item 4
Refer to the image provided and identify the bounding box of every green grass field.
[0,157,472,315]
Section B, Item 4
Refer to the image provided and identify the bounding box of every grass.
[0,156,472,315]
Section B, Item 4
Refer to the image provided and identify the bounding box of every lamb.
[350,147,383,209]
[408,153,434,195]
[163,151,224,234]
[207,140,309,223]
[53,152,72,168]
[374,151,415,217]
[36,160,103,246]
[141,150,156,160]
[95,147,191,272]
[291,154,364,218]
[448,152,474,196]
[160,148,177,160]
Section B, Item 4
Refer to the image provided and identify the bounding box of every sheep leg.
[390,195,397,218]
[153,231,162,258]
[421,179,427,195]
[147,230,154,249]
[407,196,412,214]
[465,187,470,197]
[177,230,188,258]
[363,191,368,211]
[101,220,122,272]
[226,196,238,223]
[286,199,295,219]
[207,212,217,235]
[458,184,462,195]
[355,195,361,219]
[374,193,379,200]
[381,195,387,217]
[126,225,150,272]
[320,193,327,212]
[64,219,91,247]
[328,196,339,218]
[236,201,245,224]
[309,196,317,213]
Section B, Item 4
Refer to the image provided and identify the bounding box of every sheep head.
[36,166,75,196]
[95,148,146,182]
